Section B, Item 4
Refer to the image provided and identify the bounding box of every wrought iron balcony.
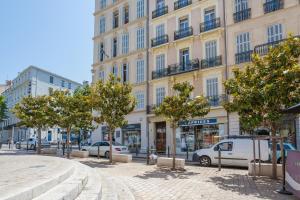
[174,27,193,40]
[151,35,169,47]
[207,95,226,107]
[152,6,168,19]
[152,59,200,80]
[200,18,221,33]
[235,50,253,64]
[264,0,284,14]
[233,8,251,23]
[174,0,192,10]
[201,56,222,69]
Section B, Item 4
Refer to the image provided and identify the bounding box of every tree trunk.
[109,128,113,164]
[172,125,176,170]
[66,128,71,159]
[271,126,277,179]
[37,128,42,154]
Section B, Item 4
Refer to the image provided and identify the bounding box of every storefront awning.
[283,103,300,114]
[179,118,218,127]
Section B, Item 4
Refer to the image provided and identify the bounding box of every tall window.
[137,0,145,18]
[113,38,117,57]
[156,0,165,9]
[113,10,119,28]
[99,16,106,34]
[122,63,129,83]
[135,91,145,109]
[98,42,104,62]
[136,59,145,83]
[267,24,283,43]
[156,24,165,37]
[123,6,129,24]
[122,33,129,54]
[235,0,248,12]
[205,40,217,59]
[100,0,106,9]
[68,83,72,90]
[156,54,165,71]
[99,70,105,81]
[61,80,65,88]
[206,78,218,97]
[179,17,189,30]
[179,48,190,68]
[137,27,145,49]
[112,65,118,77]
[204,8,216,22]
[49,76,54,84]
[236,32,250,53]
[156,87,165,105]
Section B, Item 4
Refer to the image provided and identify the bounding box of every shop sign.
[179,118,217,127]
[122,124,141,131]
[286,150,300,198]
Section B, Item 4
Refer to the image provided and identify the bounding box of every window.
[135,91,145,109]
[156,24,165,37]
[179,48,190,68]
[98,42,104,62]
[156,0,165,9]
[112,65,118,77]
[156,87,165,105]
[179,17,189,30]
[113,38,118,57]
[206,78,218,97]
[236,32,250,53]
[214,142,233,151]
[99,16,106,34]
[205,40,217,59]
[122,63,129,83]
[68,83,72,90]
[122,33,129,54]
[136,60,145,83]
[123,6,129,24]
[99,70,105,81]
[235,0,248,12]
[204,8,216,22]
[49,76,54,84]
[100,0,106,9]
[267,24,283,43]
[156,54,165,71]
[137,0,145,18]
[137,27,145,49]
[113,10,119,29]
[61,80,65,88]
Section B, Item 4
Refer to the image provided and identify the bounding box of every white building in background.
[1,65,82,143]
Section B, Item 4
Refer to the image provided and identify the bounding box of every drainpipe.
[146,0,150,164]
[222,0,230,136]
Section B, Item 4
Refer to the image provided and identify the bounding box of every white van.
[192,138,269,167]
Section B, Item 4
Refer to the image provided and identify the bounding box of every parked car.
[16,138,51,150]
[270,143,296,163]
[192,138,270,167]
[81,141,129,158]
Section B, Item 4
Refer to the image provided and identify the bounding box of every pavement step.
[33,162,89,200]
[75,169,102,200]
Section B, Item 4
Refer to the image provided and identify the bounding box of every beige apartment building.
[92,0,300,155]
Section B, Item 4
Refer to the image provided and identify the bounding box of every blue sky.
[0,0,94,84]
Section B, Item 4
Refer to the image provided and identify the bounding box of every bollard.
[97,145,100,159]
[8,142,10,149]
[136,146,138,156]
[34,142,37,151]
[57,141,60,150]
[218,147,221,171]
[276,148,293,195]
[27,141,29,151]
[62,143,65,156]
[186,145,189,160]
[167,146,170,158]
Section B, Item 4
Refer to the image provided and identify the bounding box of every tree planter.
[248,163,283,178]
[71,150,89,158]
[112,154,132,163]
[157,157,185,169]
[41,148,57,155]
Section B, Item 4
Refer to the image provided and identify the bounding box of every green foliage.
[224,35,300,132]
[155,82,210,127]
[0,95,7,122]
[92,74,136,131]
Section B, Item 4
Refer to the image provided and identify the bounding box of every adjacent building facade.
[92,0,300,154]
[1,66,82,143]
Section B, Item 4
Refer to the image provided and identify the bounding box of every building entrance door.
[156,122,166,153]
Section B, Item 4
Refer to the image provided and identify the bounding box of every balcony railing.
[200,18,221,33]
[152,59,200,79]
[152,6,168,19]
[201,56,222,69]
[207,95,226,107]
[264,0,284,14]
[174,0,192,10]
[235,50,253,64]
[151,35,169,47]
[174,27,193,40]
[233,8,251,23]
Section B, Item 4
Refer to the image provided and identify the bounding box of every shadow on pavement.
[207,174,297,200]
[79,160,118,169]
[134,167,200,180]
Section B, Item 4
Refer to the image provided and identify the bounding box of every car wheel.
[105,151,110,159]
[199,156,211,167]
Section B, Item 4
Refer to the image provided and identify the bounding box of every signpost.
[286,151,300,197]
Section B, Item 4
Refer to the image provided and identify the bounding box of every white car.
[82,141,129,158]
[192,138,270,167]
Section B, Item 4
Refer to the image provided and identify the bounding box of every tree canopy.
[0,95,7,122]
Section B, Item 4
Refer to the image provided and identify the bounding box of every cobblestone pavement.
[77,157,298,200]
